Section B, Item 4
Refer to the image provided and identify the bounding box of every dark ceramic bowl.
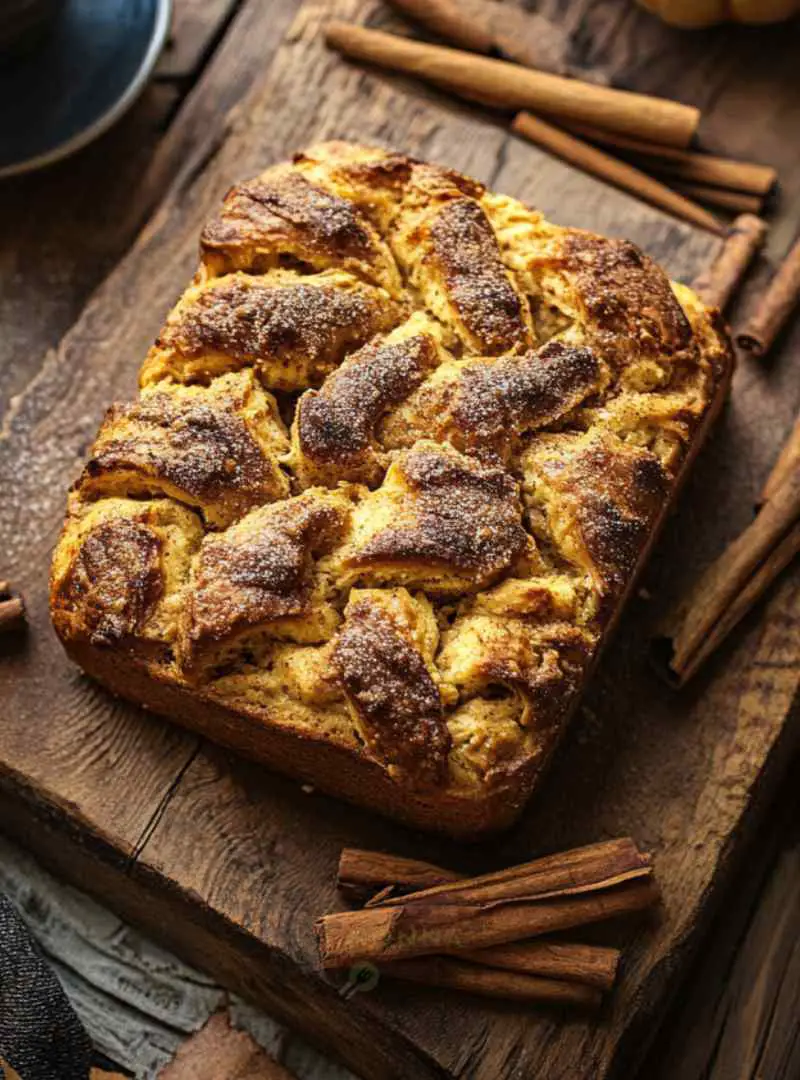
[0,0,172,177]
[0,0,66,55]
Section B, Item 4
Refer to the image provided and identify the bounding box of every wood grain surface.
[158,0,239,79]
[644,768,800,1080]
[1,1,800,1079]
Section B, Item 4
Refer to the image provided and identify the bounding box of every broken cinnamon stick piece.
[645,155,777,199]
[511,112,722,235]
[157,1011,297,1079]
[736,236,800,357]
[325,22,700,147]
[759,409,800,507]
[558,122,696,162]
[384,0,493,54]
[653,465,800,685]
[691,214,768,311]
[382,956,603,1009]
[317,878,659,970]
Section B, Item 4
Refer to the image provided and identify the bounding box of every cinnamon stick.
[461,940,620,991]
[511,113,722,235]
[0,580,24,632]
[317,879,659,969]
[337,848,621,989]
[157,1011,298,1080]
[691,214,768,311]
[653,465,800,685]
[759,410,800,507]
[338,848,461,903]
[671,182,762,216]
[384,0,493,54]
[325,22,700,148]
[370,837,652,908]
[560,121,777,195]
[736,236,800,358]
[382,956,603,1009]
[645,157,777,199]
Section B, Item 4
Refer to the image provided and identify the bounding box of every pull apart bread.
[50,142,733,837]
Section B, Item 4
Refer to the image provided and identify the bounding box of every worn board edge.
[608,703,800,1079]
[0,790,442,1080]
[639,755,800,1080]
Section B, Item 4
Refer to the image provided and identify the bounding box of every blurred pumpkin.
[636,0,800,26]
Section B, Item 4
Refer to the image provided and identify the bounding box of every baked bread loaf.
[50,142,733,837]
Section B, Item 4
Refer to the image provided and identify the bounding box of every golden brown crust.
[332,590,450,788]
[523,431,669,601]
[181,489,352,675]
[563,233,692,361]
[50,141,734,836]
[141,270,403,390]
[342,441,529,593]
[427,198,531,355]
[201,167,403,296]
[79,371,290,528]
[381,341,606,463]
[54,516,163,647]
[50,498,203,653]
[291,320,442,487]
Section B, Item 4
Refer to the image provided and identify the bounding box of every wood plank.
[643,758,800,1080]
[157,0,239,79]
[2,1,800,1079]
[110,0,800,1054]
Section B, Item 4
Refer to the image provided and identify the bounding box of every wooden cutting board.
[1,2,799,1078]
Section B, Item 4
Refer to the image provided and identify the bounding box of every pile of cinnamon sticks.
[655,417,800,686]
[316,838,660,1009]
[325,0,779,236]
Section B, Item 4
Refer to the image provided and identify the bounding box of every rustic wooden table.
[1,2,799,1078]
